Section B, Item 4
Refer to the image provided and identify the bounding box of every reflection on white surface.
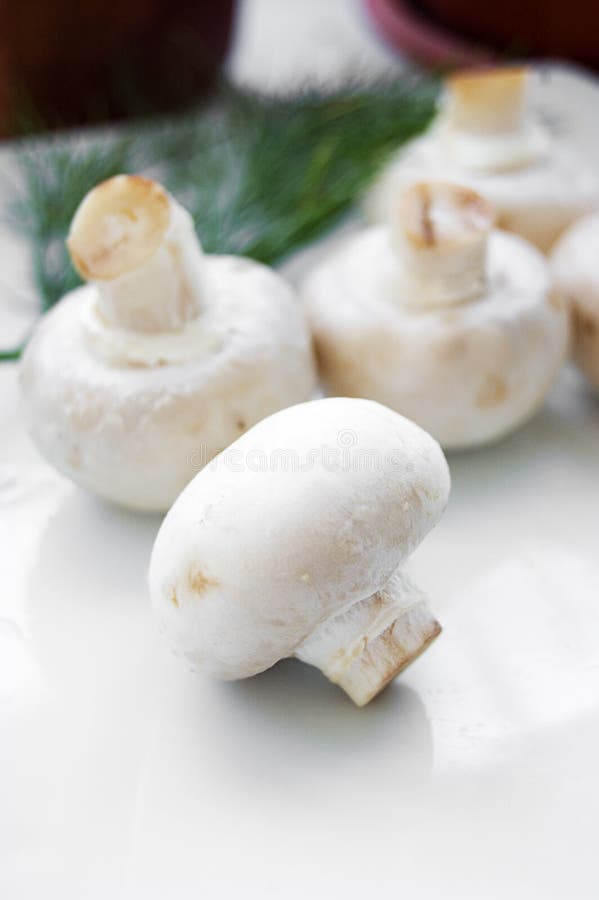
[410,543,599,770]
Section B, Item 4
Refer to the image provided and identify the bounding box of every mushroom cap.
[20,256,316,511]
[302,227,569,449]
[552,212,599,388]
[364,132,599,254]
[150,397,450,679]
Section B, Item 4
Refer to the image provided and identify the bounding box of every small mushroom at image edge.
[552,213,599,390]
[301,181,569,450]
[19,175,316,512]
[364,66,599,254]
[149,397,450,707]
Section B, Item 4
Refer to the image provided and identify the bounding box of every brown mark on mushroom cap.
[574,307,597,340]
[419,183,435,246]
[68,445,82,470]
[437,334,469,362]
[547,289,565,313]
[476,373,509,407]
[188,568,220,595]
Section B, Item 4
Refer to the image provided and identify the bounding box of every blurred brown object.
[366,0,599,69]
[0,0,236,135]
[421,0,599,64]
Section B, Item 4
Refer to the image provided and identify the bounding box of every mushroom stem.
[67,175,209,334]
[446,67,528,135]
[295,568,441,706]
[442,67,547,172]
[393,182,494,309]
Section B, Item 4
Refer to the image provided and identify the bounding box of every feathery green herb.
[4,77,438,359]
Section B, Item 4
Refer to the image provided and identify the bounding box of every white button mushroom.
[302,181,569,450]
[365,67,599,253]
[552,213,599,390]
[20,175,316,511]
[149,397,450,706]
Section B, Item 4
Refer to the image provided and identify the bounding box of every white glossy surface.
[2,4,599,896]
[3,358,599,900]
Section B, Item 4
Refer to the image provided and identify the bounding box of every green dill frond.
[5,76,438,358]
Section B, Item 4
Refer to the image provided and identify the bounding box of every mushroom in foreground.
[20,175,316,511]
[150,397,450,706]
[302,181,569,450]
[365,66,599,253]
[552,213,599,389]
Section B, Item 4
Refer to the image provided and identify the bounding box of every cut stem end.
[295,570,442,707]
[394,181,493,308]
[67,175,171,282]
[446,66,529,135]
[69,174,208,335]
[335,601,441,706]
